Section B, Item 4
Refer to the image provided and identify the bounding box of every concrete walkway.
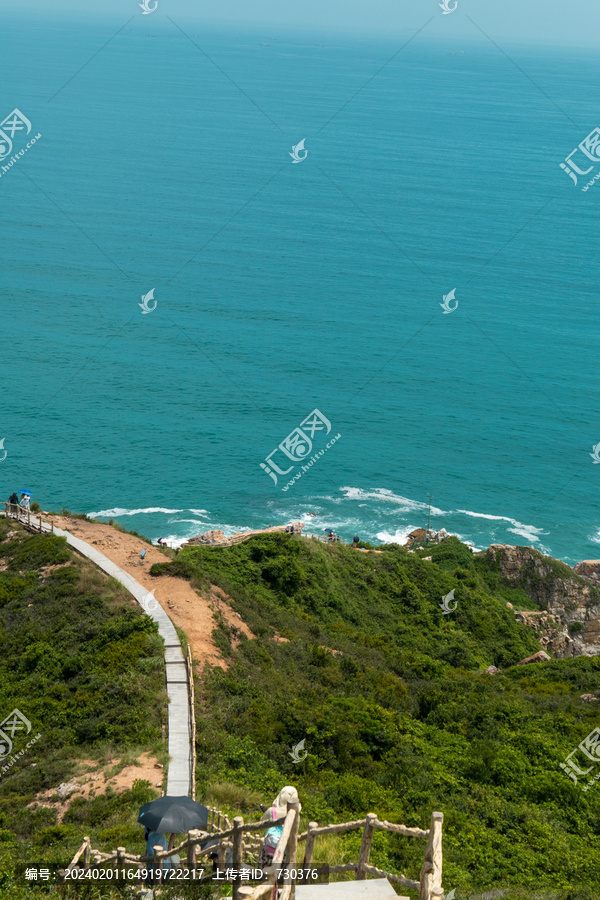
[3,512,192,796]
[297,881,408,900]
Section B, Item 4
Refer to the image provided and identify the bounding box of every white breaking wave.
[340,487,446,516]
[87,507,183,517]
[376,527,420,545]
[376,527,467,547]
[168,518,211,526]
[507,525,545,543]
[154,534,191,550]
[85,490,550,556]
[456,508,545,543]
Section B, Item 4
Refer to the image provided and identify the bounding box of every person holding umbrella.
[138,794,209,880]
[144,828,168,885]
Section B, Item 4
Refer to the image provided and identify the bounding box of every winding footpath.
[4,512,192,796]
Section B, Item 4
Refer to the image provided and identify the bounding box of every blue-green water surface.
[2,13,599,562]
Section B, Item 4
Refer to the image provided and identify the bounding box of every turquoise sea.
[2,12,600,563]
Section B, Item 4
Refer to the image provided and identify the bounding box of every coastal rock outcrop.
[405,527,450,546]
[186,529,228,546]
[185,523,306,548]
[486,544,600,658]
[515,650,551,666]
[573,560,600,587]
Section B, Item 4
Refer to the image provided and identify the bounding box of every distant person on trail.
[8,492,19,515]
[20,493,30,512]
[140,549,146,560]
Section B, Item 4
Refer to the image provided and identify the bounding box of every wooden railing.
[66,795,443,900]
[68,803,235,867]
[67,804,289,900]
[3,501,51,534]
[300,811,443,900]
[186,645,196,800]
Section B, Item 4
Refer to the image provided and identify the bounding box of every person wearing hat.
[258,787,300,869]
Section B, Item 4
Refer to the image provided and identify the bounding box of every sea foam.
[87,507,183,517]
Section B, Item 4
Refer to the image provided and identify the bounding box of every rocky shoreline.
[184,522,306,547]
[184,523,600,661]
[484,543,600,659]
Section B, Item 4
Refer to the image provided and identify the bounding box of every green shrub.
[0,525,166,873]
[147,533,600,895]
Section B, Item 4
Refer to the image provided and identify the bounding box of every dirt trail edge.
[52,516,252,670]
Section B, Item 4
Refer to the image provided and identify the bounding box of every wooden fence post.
[117,847,125,868]
[153,844,162,881]
[419,812,443,900]
[218,838,227,867]
[83,837,91,867]
[232,816,244,900]
[187,646,196,799]
[302,822,319,868]
[187,829,200,869]
[287,799,300,900]
[356,813,377,880]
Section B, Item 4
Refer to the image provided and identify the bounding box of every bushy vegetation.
[3,519,599,898]
[150,534,600,899]
[0,519,167,897]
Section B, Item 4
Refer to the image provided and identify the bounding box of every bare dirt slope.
[29,752,164,823]
[52,515,253,671]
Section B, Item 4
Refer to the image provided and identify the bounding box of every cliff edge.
[485,543,600,657]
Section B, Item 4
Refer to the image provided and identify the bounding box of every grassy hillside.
[151,534,600,899]
[0,518,167,898]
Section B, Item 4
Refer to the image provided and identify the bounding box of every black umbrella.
[138,795,209,833]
